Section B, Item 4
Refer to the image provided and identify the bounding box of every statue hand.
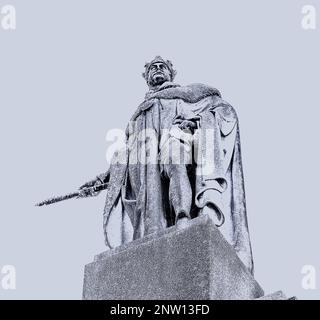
[78,176,103,197]
[173,115,199,132]
[179,120,197,130]
[173,119,197,133]
[79,178,98,190]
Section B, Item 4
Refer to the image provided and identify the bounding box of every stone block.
[83,215,264,300]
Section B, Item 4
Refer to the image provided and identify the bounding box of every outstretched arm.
[79,169,110,196]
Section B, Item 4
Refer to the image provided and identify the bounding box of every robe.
[102,82,254,274]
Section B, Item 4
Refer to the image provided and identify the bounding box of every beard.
[148,72,170,87]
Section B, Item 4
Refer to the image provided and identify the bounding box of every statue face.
[147,62,172,87]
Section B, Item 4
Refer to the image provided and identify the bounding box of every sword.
[35,183,108,207]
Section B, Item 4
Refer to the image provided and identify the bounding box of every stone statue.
[80,56,254,274]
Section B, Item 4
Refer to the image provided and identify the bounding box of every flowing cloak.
[102,82,254,274]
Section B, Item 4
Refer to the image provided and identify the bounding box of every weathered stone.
[83,215,264,300]
[256,291,287,300]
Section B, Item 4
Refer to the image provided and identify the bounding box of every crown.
[142,56,177,81]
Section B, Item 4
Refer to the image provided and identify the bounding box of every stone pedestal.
[83,215,266,300]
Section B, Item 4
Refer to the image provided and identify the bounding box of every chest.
[158,99,180,129]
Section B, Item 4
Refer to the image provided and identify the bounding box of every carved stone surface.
[83,215,264,300]
[256,291,287,300]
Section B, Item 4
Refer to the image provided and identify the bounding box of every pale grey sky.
[0,0,319,299]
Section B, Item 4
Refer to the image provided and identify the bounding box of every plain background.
[0,0,319,299]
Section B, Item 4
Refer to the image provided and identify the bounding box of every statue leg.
[160,129,193,228]
[162,163,192,228]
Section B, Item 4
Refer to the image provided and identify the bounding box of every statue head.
[142,56,177,89]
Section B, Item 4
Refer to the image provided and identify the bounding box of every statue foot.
[176,217,190,230]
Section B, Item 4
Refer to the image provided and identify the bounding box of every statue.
[37,56,254,275]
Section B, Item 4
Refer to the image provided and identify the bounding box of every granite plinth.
[83,215,265,300]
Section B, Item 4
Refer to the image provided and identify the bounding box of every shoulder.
[184,83,222,99]
[211,97,239,136]
[211,96,238,121]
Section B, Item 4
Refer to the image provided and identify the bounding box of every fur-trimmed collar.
[145,82,221,103]
[131,82,222,121]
